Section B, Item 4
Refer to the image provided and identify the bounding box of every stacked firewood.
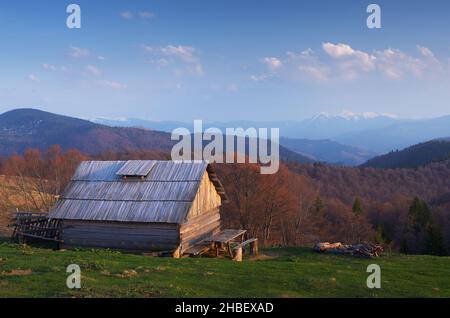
[314,242,383,258]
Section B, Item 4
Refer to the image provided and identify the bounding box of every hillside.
[0,109,310,163]
[0,109,173,156]
[336,116,450,153]
[0,242,449,297]
[279,137,376,166]
[361,139,450,169]
[94,113,450,155]
[94,116,378,166]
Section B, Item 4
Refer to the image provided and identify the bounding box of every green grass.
[0,239,449,298]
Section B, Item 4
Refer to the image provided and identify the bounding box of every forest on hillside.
[0,145,449,256]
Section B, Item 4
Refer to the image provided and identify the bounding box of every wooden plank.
[235,238,258,249]
[180,220,221,245]
[207,229,247,243]
[180,216,221,238]
[180,209,220,233]
[183,243,211,256]
[14,231,63,243]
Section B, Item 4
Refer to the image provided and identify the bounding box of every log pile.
[314,242,383,258]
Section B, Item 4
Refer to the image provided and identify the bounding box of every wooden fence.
[10,212,62,245]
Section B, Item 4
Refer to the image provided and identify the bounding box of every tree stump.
[250,240,258,255]
[233,246,243,262]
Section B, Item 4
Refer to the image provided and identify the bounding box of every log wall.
[61,220,180,252]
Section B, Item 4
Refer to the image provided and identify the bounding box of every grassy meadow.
[0,239,449,298]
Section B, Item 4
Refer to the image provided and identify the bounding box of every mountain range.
[92,111,402,142]
[0,108,311,164]
[362,139,450,169]
[2,108,450,167]
[93,111,450,155]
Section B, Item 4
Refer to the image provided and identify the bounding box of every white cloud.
[250,74,272,82]
[373,48,440,79]
[28,74,40,82]
[144,45,204,75]
[42,63,57,71]
[139,11,155,19]
[263,57,282,71]
[120,11,134,19]
[86,65,102,76]
[160,45,198,63]
[98,80,127,90]
[322,43,356,58]
[417,45,434,58]
[298,65,329,81]
[69,46,89,59]
[121,10,155,20]
[322,42,375,73]
[256,43,445,82]
[157,58,169,67]
[286,48,315,60]
[287,48,330,81]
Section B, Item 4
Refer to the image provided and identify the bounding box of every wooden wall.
[179,208,221,252]
[61,220,180,252]
[178,172,223,252]
[187,172,222,219]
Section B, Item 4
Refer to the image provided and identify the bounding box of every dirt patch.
[1,268,33,276]
[203,271,215,276]
[117,269,138,278]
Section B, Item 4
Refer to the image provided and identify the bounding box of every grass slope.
[0,241,449,298]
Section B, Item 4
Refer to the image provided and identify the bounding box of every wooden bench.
[206,229,247,258]
[232,238,258,262]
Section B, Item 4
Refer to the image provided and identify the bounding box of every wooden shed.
[48,160,227,256]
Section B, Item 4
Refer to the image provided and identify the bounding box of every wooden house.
[48,160,227,256]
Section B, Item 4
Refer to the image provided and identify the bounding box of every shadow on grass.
[0,235,59,250]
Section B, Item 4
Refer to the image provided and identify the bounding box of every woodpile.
[314,242,383,258]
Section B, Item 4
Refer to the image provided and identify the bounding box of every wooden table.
[206,229,247,258]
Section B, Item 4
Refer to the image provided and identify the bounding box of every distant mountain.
[91,117,188,133]
[336,116,450,154]
[279,137,376,166]
[0,108,173,156]
[94,112,450,156]
[361,139,450,169]
[93,112,395,165]
[92,111,402,140]
[0,109,311,164]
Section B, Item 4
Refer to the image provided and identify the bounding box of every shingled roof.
[48,160,226,224]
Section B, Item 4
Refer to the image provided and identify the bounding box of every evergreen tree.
[352,197,363,215]
[313,196,325,215]
[375,224,391,245]
[425,222,448,256]
[408,197,433,230]
[402,197,447,255]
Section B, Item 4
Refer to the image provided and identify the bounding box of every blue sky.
[0,0,449,121]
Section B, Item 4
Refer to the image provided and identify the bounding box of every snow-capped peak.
[312,110,399,121]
